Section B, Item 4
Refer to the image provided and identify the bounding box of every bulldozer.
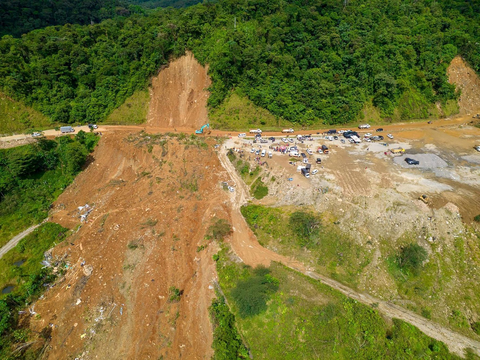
[418,194,430,204]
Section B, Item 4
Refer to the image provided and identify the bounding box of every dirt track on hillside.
[148,51,210,129]
[217,148,480,358]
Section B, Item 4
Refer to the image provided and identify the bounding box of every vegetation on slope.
[214,245,464,360]
[1,0,480,128]
[0,93,51,135]
[242,204,480,339]
[0,132,99,248]
[0,223,68,359]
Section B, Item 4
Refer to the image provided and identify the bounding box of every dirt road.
[0,222,43,260]
[217,148,480,358]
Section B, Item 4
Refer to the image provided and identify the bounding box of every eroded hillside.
[29,131,229,359]
[148,52,211,129]
[448,56,480,115]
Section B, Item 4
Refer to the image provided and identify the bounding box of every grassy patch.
[241,205,369,285]
[102,90,149,125]
[168,286,182,303]
[214,245,460,360]
[0,92,51,135]
[250,177,268,200]
[210,90,290,131]
[0,222,67,295]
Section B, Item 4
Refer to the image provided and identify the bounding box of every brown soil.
[448,56,480,115]
[31,131,229,359]
[148,51,211,129]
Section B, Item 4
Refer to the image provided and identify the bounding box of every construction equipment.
[473,114,480,119]
[418,194,430,204]
[195,123,210,134]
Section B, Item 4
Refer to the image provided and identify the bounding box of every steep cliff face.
[148,51,211,129]
[448,56,480,115]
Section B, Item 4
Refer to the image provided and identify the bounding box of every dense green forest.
[0,0,480,126]
[0,0,202,38]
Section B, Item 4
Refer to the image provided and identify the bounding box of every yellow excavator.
[418,194,430,204]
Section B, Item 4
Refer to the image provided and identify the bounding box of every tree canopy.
[0,0,479,126]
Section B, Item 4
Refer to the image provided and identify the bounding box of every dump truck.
[321,145,329,154]
[60,126,75,133]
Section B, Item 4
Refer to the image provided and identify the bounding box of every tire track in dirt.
[217,148,480,358]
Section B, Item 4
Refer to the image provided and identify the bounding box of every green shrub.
[168,286,182,303]
[397,243,427,275]
[208,219,232,241]
[231,266,279,318]
[289,211,321,245]
[209,295,249,360]
[474,214,480,223]
[251,178,268,200]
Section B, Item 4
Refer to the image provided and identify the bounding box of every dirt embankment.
[148,51,211,130]
[31,131,229,359]
[448,56,480,115]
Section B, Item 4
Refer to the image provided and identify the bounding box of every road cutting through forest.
[217,147,480,358]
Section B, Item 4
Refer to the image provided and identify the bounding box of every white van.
[289,151,299,157]
[268,152,272,158]
[261,149,266,157]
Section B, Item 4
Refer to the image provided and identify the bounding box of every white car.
[475,145,480,152]
[289,138,294,143]
[282,128,294,133]
[228,186,235,192]
[32,132,43,137]
[387,134,394,139]
[311,169,318,175]
[249,129,262,134]
[306,149,313,155]
[358,124,371,129]
[238,133,246,137]
[364,133,372,137]
[250,148,255,153]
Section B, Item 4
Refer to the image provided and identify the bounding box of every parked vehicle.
[60,126,75,133]
[32,132,43,137]
[311,169,318,175]
[321,145,329,154]
[343,131,358,138]
[358,124,371,129]
[316,158,322,164]
[306,149,313,155]
[364,133,372,137]
[301,168,310,178]
[340,139,345,144]
[261,149,266,157]
[289,150,299,157]
[391,148,405,155]
[249,129,262,133]
[405,157,419,165]
[88,124,98,129]
[376,128,383,132]
[301,153,307,158]
[250,148,255,153]
[238,133,246,137]
[334,136,338,140]
[387,134,393,139]
[268,152,273,158]
[419,194,429,204]
[327,129,337,134]
[475,145,480,152]
[282,128,294,133]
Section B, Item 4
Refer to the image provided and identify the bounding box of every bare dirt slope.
[30,131,228,359]
[448,56,480,115]
[148,51,211,129]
